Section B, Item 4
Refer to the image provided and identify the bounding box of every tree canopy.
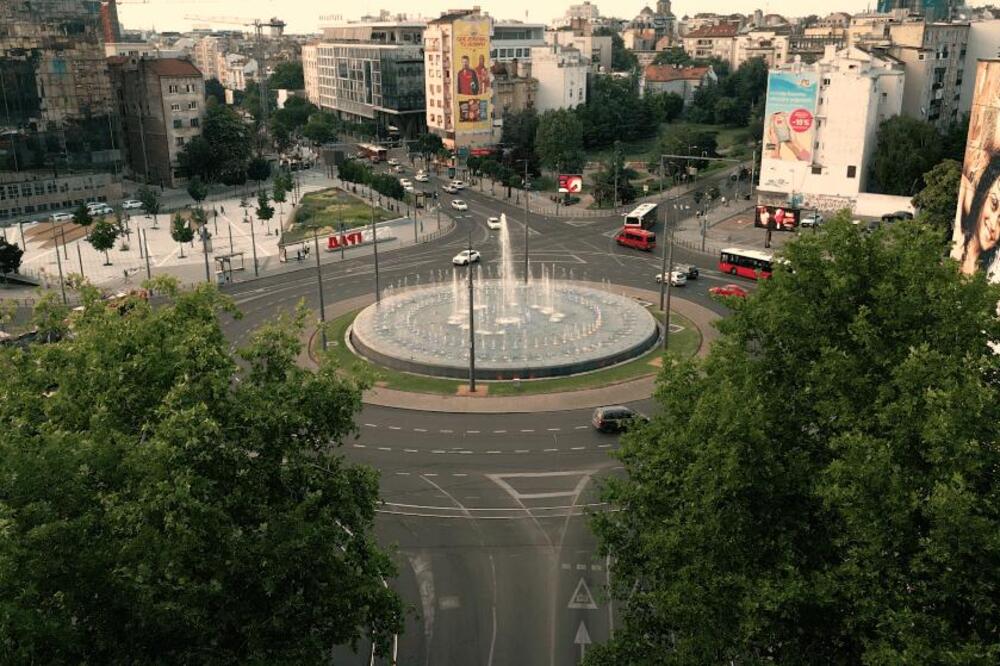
[577,75,661,149]
[0,236,24,278]
[912,159,961,238]
[268,61,305,90]
[0,282,403,662]
[589,216,1000,664]
[872,115,944,195]
[179,101,253,184]
[593,27,638,72]
[535,109,585,173]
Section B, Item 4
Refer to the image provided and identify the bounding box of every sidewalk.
[13,171,456,294]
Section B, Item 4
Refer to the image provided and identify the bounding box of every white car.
[404,184,416,193]
[452,249,481,266]
[414,172,429,182]
[51,212,74,223]
[486,216,501,230]
[655,271,688,287]
[450,180,466,190]
[121,200,143,210]
[442,184,459,194]
[387,158,399,166]
[800,212,823,228]
[400,178,413,187]
[451,199,469,211]
[88,204,114,217]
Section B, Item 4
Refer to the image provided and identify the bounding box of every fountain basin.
[350,280,660,380]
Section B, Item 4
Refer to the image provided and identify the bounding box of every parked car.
[881,210,913,223]
[414,172,429,182]
[592,405,648,433]
[800,212,823,228]
[451,199,469,211]
[486,216,501,230]
[51,212,74,223]
[614,227,656,251]
[674,263,699,279]
[121,200,143,210]
[654,271,687,286]
[709,283,749,299]
[452,249,481,266]
[88,203,114,217]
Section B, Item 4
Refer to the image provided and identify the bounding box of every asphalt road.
[219,157,751,665]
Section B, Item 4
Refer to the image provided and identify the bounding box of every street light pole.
[247,208,259,277]
[659,202,670,312]
[467,227,476,392]
[371,186,381,303]
[662,226,674,352]
[201,226,211,284]
[52,220,66,305]
[313,228,328,352]
[522,159,530,284]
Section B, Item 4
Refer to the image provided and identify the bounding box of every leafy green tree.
[912,158,961,237]
[652,47,692,66]
[712,96,745,125]
[589,216,1000,665]
[535,109,586,173]
[186,175,208,208]
[247,155,272,184]
[685,81,721,123]
[204,77,226,105]
[498,109,539,173]
[205,101,253,184]
[88,217,119,265]
[0,282,403,663]
[594,27,638,72]
[655,125,718,176]
[872,115,943,195]
[268,61,305,90]
[72,203,93,228]
[176,135,216,181]
[136,185,161,228]
[647,92,684,123]
[272,171,290,206]
[255,191,275,226]
[578,76,658,149]
[170,212,194,258]
[271,96,318,135]
[414,132,444,165]
[591,143,637,207]
[0,236,24,280]
[302,112,337,145]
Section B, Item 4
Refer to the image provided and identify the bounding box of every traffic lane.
[553,513,612,666]
[357,403,656,433]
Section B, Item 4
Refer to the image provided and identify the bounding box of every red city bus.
[357,143,388,163]
[719,247,774,280]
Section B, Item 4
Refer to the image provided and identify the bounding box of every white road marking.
[388,426,402,431]
[547,428,561,432]
[520,429,535,433]
[561,563,571,570]
[440,429,453,433]
[493,430,507,434]
[404,448,419,453]
[467,430,480,434]
[452,473,468,477]
[377,447,392,451]
[544,448,559,452]
[571,446,586,451]
[576,564,587,570]
[353,444,366,448]
[364,423,378,428]
[515,449,530,453]
[575,425,589,430]
[395,472,411,476]
[431,449,446,454]
[598,444,612,448]
[487,450,501,454]
[414,428,427,432]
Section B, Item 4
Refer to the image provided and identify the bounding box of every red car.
[709,284,749,298]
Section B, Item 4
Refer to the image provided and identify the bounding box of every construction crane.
[183,14,286,131]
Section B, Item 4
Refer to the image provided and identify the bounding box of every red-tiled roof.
[644,64,711,82]
[684,24,739,38]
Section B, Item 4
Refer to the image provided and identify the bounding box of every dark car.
[881,210,914,224]
[592,405,648,433]
[675,263,699,279]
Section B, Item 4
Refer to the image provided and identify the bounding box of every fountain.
[350,214,660,380]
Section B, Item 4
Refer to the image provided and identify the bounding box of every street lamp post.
[201,226,211,284]
[662,225,674,352]
[313,228,328,352]
[370,186,381,304]
[51,219,66,305]
[247,208,259,277]
[467,226,476,392]
[521,160,530,284]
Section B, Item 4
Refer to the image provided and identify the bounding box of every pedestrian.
[220,205,225,214]
[123,268,130,283]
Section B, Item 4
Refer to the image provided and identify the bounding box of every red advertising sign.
[328,231,364,250]
[754,205,800,231]
[788,108,814,133]
[558,174,583,194]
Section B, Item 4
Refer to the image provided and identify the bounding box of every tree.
[594,27,638,72]
[72,203,93,228]
[136,185,161,228]
[0,236,24,280]
[268,61,305,90]
[176,135,216,182]
[169,213,194,259]
[652,47,692,66]
[88,218,118,265]
[414,132,444,165]
[499,109,540,174]
[912,159,961,237]
[302,112,337,145]
[588,216,1000,665]
[0,282,403,663]
[272,171,289,206]
[204,77,226,105]
[591,143,637,207]
[202,101,253,184]
[578,76,657,149]
[872,115,943,195]
[535,109,586,173]
[247,155,272,184]
[647,92,684,123]
[186,175,208,208]
[255,191,275,226]
[655,125,718,176]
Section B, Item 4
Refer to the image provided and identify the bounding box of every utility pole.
[201,226,211,283]
[76,243,84,279]
[662,214,675,353]
[467,227,476,392]
[142,228,152,281]
[247,208,259,277]
[313,228,328,351]
[658,202,670,312]
[53,222,66,305]
[522,159,530,284]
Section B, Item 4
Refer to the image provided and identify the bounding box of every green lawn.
[584,122,755,165]
[318,307,701,397]
[281,188,394,245]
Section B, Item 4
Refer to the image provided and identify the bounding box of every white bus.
[623,203,658,229]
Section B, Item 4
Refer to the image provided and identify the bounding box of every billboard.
[951,60,1000,279]
[453,18,492,132]
[558,174,583,193]
[754,205,800,231]
[762,71,819,169]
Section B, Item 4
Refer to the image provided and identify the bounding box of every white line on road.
[547,428,561,432]
[520,429,535,433]
[388,426,401,431]
[364,423,378,428]
[598,444,612,448]
[487,450,501,454]
[493,430,507,434]
[377,447,392,451]
[452,473,468,477]
[431,449,446,454]
[353,444,366,448]
[404,448,419,453]
[575,425,589,430]
[414,428,427,432]
[440,429,453,433]
[467,430,480,434]
[544,448,559,452]
[571,446,586,451]
[515,449,530,453]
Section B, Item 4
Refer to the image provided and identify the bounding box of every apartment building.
[545,26,613,72]
[108,57,205,188]
[491,22,546,64]
[681,24,739,65]
[884,20,969,127]
[734,28,790,68]
[424,9,495,151]
[757,46,904,212]
[640,64,717,103]
[530,44,589,112]
[959,19,1000,114]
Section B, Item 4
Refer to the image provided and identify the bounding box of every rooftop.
[684,24,739,38]
[643,64,712,82]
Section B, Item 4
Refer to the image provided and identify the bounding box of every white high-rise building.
[530,44,589,112]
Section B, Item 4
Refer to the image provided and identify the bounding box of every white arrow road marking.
[575,620,592,660]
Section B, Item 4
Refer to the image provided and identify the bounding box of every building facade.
[883,21,969,127]
[733,28,790,68]
[491,22,546,64]
[681,24,739,64]
[424,10,494,151]
[108,57,205,188]
[492,61,538,118]
[959,20,1000,114]
[757,46,904,212]
[0,0,121,222]
[220,53,258,92]
[640,64,717,102]
[545,27,613,72]
[302,42,320,104]
[192,35,223,81]
[530,44,589,112]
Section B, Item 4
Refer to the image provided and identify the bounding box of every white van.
[51,212,74,223]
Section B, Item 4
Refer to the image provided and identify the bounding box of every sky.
[117,0,882,34]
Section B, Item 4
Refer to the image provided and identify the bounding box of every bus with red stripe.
[719,247,774,280]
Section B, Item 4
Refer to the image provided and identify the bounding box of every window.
[173,119,183,129]
[190,117,200,128]
[918,53,925,61]
[171,103,181,111]
[188,101,198,110]
[847,165,857,178]
[168,84,179,93]
[176,137,185,147]
[811,166,822,175]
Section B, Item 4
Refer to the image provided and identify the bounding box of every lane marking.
[571,446,586,451]
[353,444,366,448]
[404,448,419,453]
[598,444,612,448]
[547,428,561,432]
[378,446,392,451]
[388,426,402,431]
[544,448,559,452]
[467,430,480,434]
[487,450,501,454]
[520,429,535,433]
[452,473,468,477]
[431,449,446,454]
[515,449,530,453]
[414,428,427,432]
[440,429,453,434]
[575,425,589,430]
[364,423,378,428]
[493,430,507,434]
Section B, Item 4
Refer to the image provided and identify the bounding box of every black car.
[675,263,699,279]
[592,405,648,433]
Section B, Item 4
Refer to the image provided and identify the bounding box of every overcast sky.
[118,1,884,33]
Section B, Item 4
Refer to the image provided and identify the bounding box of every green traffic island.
[280,187,397,246]
[313,307,700,397]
